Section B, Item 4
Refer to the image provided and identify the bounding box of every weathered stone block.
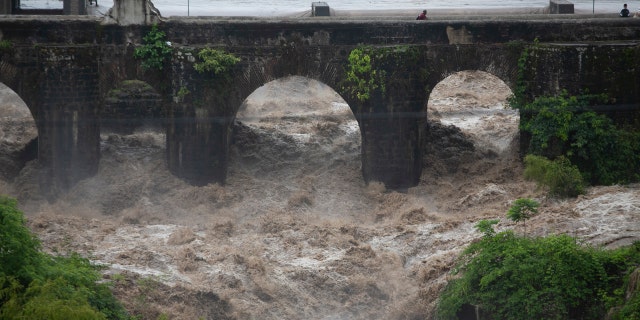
[63,0,87,15]
[0,0,11,14]
[312,2,330,16]
[549,0,574,14]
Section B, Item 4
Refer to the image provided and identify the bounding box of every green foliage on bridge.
[193,48,240,77]
[0,40,12,53]
[0,196,130,319]
[436,216,640,319]
[343,46,386,102]
[342,45,428,104]
[133,24,173,71]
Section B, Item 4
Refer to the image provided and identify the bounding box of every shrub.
[0,197,42,284]
[611,278,640,320]
[436,231,633,320]
[437,208,640,320]
[133,24,173,71]
[474,219,499,237]
[516,91,640,185]
[0,196,130,319]
[342,46,386,102]
[524,154,585,197]
[0,40,12,52]
[603,242,640,320]
[193,48,240,76]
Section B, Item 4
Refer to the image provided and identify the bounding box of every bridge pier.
[37,105,100,198]
[359,113,423,189]
[165,70,239,187]
[29,46,102,198]
[166,110,232,187]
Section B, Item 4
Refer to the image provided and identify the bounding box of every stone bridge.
[0,14,639,196]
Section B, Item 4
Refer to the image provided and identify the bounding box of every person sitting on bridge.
[620,3,630,17]
[416,10,428,20]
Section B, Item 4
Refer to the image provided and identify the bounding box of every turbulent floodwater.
[1,72,639,319]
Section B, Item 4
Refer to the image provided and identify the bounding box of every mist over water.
[1,72,639,318]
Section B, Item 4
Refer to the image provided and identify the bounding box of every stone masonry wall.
[0,17,638,193]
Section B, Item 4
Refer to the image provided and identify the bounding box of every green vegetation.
[342,45,428,104]
[441,46,640,316]
[436,215,640,319]
[524,155,585,198]
[506,198,539,232]
[193,48,240,76]
[175,86,190,102]
[133,24,173,71]
[474,219,499,237]
[613,268,640,319]
[0,40,12,52]
[0,196,130,319]
[509,38,538,109]
[343,46,386,102]
[513,90,640,186]
[510,39,640,188]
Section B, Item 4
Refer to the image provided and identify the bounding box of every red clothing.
[417,12,427,20]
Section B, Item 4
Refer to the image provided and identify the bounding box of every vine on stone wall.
[342,46,386,102]
[508,38,539,110]
[342,45,427,104]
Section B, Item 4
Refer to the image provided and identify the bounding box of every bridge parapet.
[549,0,574,14]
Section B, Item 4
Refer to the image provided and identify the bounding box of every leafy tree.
[506,198,539,233]
[0,197,42,284]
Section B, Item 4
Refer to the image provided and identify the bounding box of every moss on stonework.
[106,80,159,103]
[120,79,154,91]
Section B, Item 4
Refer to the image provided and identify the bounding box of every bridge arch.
[166,47,350,187]
[102,79,163,134]
[423,45,520,95]
[232,46,344,106]
[0,82,37,181]
[427,70,518,153]
[230,75,361,196]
